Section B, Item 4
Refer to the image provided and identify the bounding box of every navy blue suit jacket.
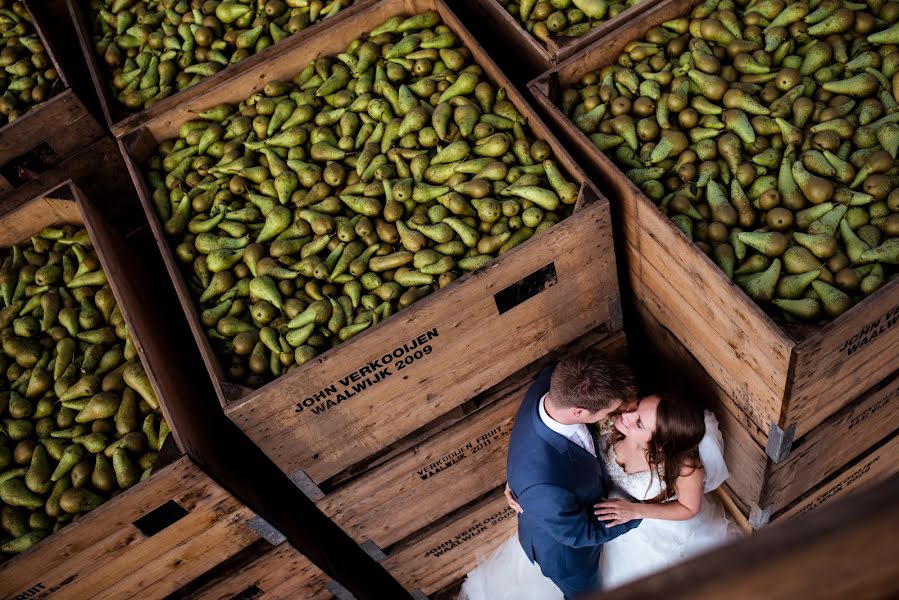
[507,365,639,598]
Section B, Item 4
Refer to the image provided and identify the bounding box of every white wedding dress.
[459,412,741,599]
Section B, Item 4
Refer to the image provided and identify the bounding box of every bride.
[460,392,741,598]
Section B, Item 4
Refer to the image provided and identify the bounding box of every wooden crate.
[632,298,899,528]
[0,179,190,450]
[66,0,378,138]
[0,181,239,588]
[118,0,622,486]
[528,0,899,445]
[455,0,662,78]
[0,456,297,599]
[0,1,103,196]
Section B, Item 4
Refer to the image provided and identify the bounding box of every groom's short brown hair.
[549,352,637,412]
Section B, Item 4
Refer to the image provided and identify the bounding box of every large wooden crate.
[0,456,297,599]
[0,180,234,589]
[528,0,899,446]
[455,0,662,78]
[0,1,103,196]
[66,0,378,138]
[632,298,899,528]
[118,0,623,487]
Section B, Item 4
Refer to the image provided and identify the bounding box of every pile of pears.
[87,0,357,111]
[0,1,62,125]
[0,226,168,557]
[560,0,899,323]
[145,10,580,389]
[496,0,642,46]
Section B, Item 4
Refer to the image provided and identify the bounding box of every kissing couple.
[461,351,742,599]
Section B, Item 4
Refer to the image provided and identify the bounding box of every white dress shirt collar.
[539,393,581,439]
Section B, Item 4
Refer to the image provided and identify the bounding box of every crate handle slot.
[132,499,189,536]
[231,584,264,599]
[0,142,61,188]
[493,263,558,315]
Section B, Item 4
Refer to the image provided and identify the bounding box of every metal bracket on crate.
[289,469,325,501]
[411,590,430,600]
[359,539,387,562]
[247,515,287,546]
[325,579,356,600]
[749,504,773,530]
[608,295,623,332]
[766,422,797,463]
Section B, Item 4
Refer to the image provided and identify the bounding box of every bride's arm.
[594,466,703,526]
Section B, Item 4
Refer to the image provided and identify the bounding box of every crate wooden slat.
[775,433,899,523]
[527,0,899,443]
[0,456,291,600]
[66,0,378,138]
[0,1,103,193]
[170,541,332,600]
[0,180,257,594]
[118,0,622,486]
[591,475,899,600]
[632,296,899,524]
[456,0,663,78]
[382,489,516,596]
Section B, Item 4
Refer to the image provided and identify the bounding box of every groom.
[506,352,641,598]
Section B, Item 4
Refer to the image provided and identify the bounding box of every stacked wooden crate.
[527,0,899,527]
[0,1,103,197]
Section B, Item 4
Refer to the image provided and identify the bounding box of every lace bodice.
[602,442,665,502]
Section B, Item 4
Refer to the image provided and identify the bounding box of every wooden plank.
[65,0,379,138]
[763,370,899,513]
[0,91,102,171]
[93,503,261,600]
[227,197,616,483]
[320,384,519,548]
[179,543,331,600]
[590,475,899,600]
[787,288,899,437]
[383,490,517,596]
[776,432,899,522]
[628,251,790,434]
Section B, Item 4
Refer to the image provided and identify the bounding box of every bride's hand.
[594,498,641,526]
[505,483,523,514]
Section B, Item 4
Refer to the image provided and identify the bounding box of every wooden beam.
[590,475,899,600]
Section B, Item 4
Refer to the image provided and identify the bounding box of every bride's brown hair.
[608,391,705,502]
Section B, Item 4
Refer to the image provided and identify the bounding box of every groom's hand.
[505,483,523,514]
